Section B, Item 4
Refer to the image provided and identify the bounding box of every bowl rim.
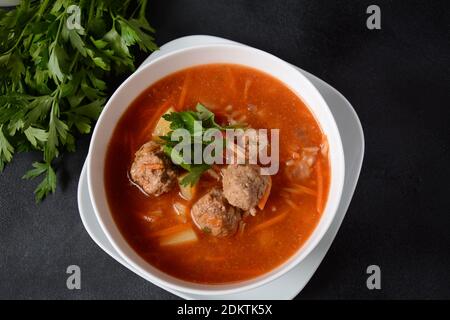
[87,43,345,296]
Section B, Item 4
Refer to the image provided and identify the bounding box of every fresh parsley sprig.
[160,103,246,186]
[0,0,157,202]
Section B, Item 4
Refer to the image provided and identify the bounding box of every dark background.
[0,0,449,299]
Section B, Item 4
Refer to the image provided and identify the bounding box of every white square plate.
[77,35,364,300]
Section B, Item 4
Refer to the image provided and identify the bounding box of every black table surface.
[1,0,449,300]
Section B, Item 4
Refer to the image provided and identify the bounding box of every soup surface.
[105,64,330,284]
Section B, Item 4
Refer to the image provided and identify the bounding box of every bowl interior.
[88,44,345,295]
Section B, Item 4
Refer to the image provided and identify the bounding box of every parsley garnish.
[0,0,157,202]
[202,226,212,234]
[160,103,246,187]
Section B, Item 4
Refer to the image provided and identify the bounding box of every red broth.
[104,64,330,284]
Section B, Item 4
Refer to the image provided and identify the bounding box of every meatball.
[130,141,177,196]
[222,164,269,211]
[191,188,241,237]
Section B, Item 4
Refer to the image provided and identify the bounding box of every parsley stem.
[36,0,50,22]
[87,0,95,31]
[69,52,80,73]
[139,0,148,20]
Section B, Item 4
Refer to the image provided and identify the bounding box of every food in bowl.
[104,63,330,284]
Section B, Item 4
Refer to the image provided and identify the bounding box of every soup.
[104,64,330,284]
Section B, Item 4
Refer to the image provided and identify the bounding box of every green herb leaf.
[0,125,14,171]
[22,161,49,180]
[159,103,247,186]
[23,162,57,203]
[48,43,65,82]
[179,164,211,187]
[202,226,212,234]
[24,126,48,147]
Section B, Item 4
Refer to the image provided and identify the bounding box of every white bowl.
[87,43,345,296]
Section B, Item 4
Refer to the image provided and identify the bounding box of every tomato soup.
[104,64,330,284]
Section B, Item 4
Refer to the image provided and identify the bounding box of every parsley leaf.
[159,103,247,186]
[179,164,211,186]
[0,125,14,171]
[24,126,48,147]
[196,103,247,129]
[22,162,56,203]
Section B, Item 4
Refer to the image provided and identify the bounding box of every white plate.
[77,35,364,300]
